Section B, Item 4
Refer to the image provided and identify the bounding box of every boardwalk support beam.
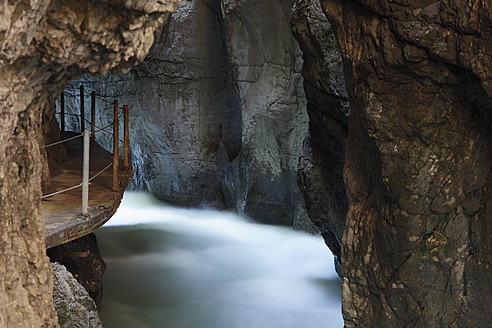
[113,100,119,192]
[82,130,90,215]
[80,85,85,132]
[123,104,130,170]
[91,91,96,145]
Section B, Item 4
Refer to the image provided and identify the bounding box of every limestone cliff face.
[48,233,106,310]
[318,0,492,327]
[64,0,310,226]
[0,1,181,326]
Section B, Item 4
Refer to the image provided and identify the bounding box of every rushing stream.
[95,192,343,328]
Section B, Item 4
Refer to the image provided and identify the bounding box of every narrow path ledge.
[42,132,132,249]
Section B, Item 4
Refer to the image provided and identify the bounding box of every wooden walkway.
[42,132,131,249]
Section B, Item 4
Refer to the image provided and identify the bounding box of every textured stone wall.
[219,0,309,225]
[133,0,233,208]
[320,0,492,327]
[291,0,349,267]
[52,262,102,328]
[48,233,106,310]
[0,0,181,326]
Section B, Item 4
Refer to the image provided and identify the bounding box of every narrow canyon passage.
[95,192,343,328]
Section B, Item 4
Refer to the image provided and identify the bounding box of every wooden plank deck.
[42,132,131,249]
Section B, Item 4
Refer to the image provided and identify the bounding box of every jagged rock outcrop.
[63,0,312,226]
[291,0,349,265]
[0,1,181,326]
[48,233,106,310]
[318,0,492,327]
[52,262,102,328]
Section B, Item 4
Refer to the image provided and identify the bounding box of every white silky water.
[95,192,343,328]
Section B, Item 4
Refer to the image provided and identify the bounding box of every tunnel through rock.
[1,0,491,327]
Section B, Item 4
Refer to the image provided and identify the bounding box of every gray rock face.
[48,233,106,310]
[291,0,349,260]
[219,0,309,225]
[133,0,232,208]
[65,0,311,226]
[52,262,102,328]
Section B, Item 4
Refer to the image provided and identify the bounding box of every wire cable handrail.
[62,89,126,109]
[84,118,114,134]
[41,183,82,199]
[54,112,80,117]
[89,163,113,182]
[83,118,125,144]
[41,161,114,199]
[49,85,131,210]
[40,133,84,149]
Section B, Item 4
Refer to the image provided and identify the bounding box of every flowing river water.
[95,192,343,328]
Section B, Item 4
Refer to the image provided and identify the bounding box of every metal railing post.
[82,130,90,215]
[61,92,65,132]
[91,91,96,145]
[80,85,85,132]
[112,100,119,192]
[123,104,130,170]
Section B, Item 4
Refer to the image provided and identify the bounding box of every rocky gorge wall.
[52,262,102,328]
[60,2,492,327]
[0,0,181,326]
[319,0,492,327]
[2,0,491,327]
[291,0,350,267]
[63,0,313,227]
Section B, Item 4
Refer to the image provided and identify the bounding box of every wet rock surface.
[52,262,102,328]
[0,0,181,326]
[133,0,232,209]
[320,0,492,327]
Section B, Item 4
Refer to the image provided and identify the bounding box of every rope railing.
[58,87,130,151]
[62,89,126,110]
[54,112,80,117]
[42,85,131,216]
[40,133,84,149]
[41,183,83,199]
[84,118,118,136]
[89,163,113,182]
[41,161,114,200]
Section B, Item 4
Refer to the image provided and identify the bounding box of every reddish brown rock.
[319,0,492,326]
[0,1,181,326]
